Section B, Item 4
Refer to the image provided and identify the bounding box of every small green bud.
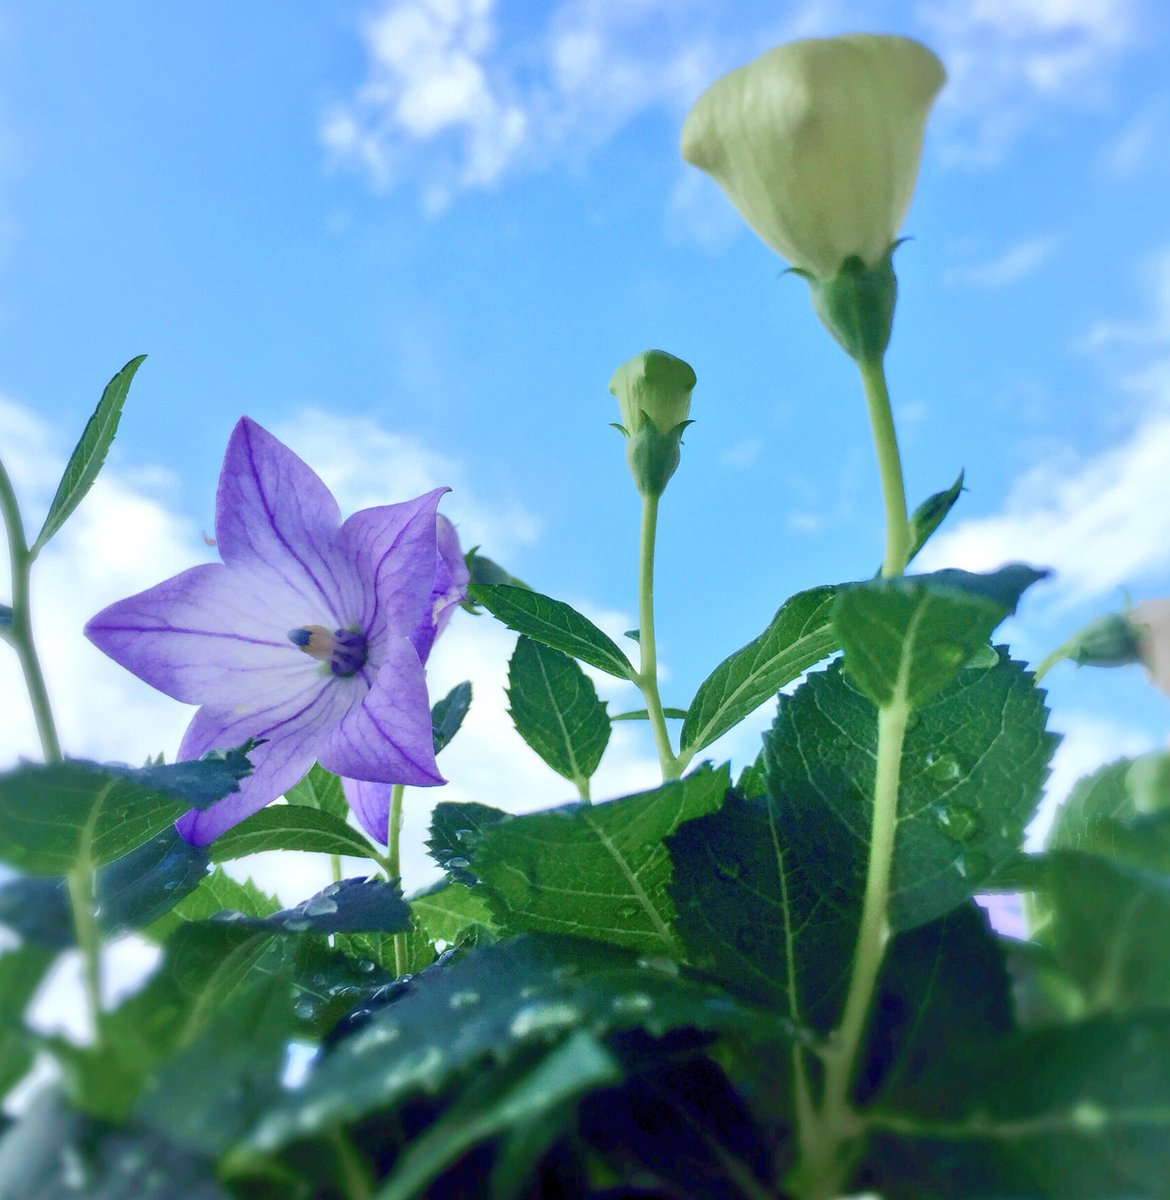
[1064,611,1146,669]
[609,350,696,497]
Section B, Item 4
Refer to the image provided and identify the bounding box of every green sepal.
[807,246,899,364]
[624,417,691,498]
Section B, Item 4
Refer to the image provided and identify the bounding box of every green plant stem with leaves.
[793,354,913,1198]
[634,494,682,782]
[1,455,110,1043]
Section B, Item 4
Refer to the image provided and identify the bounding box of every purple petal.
[339,489,448,653]
[215,418,352,626]
[85,560,325,707]
[410,514,470,663]
[318,637,444,788]
[174,675,357,844]
[341,777,394,845]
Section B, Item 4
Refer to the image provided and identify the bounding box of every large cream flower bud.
[681,34,946,281]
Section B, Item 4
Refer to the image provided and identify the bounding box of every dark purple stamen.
[329,628,369,678]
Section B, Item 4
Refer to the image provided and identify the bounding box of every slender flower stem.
[858,357,911,578]
[635,494,681,781]
[1032,646,1067,684]
[387,782,409,976]
[799,700,909,1198]
[68,867,106,1043]
[0,458,61,762]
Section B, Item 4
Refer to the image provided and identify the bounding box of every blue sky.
[3,0,1170,892]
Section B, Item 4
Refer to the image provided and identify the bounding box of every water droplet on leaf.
[925,752,963,783]
[935,802,980,841]
[617,903,640,921]
[715,854,745,882]
[448,989,480,1009]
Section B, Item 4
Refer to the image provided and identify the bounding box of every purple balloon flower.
[86,416,462,845]
[344,512,471,844]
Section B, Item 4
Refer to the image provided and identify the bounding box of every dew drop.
[611,992,654,1015]
[293,998,317,1020]
[357,958,376,973]
[446,856,471,871]
[616,903,640,921]
[454,828,474,842]
[935,802,980,842]
[925,752,963,783]
[1070,1100,1108,1133]
[283,917,312,932]
[304,895,339,917]
[715,854,745,882]
[510,1001,581,1038]
[448,989,480,1009]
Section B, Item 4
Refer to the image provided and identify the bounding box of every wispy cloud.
[920,0,1144,163]
[945,234,1061,288]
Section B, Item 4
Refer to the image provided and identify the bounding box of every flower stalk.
[859,355,912,579]
[387,781,409,976]
[636,494,681,782]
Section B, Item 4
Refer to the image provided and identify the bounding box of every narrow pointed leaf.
[32,355,146,554]
[681,585,838,756]
[432,680,472,753]
[468,583,634,679]
[905,471,965,566]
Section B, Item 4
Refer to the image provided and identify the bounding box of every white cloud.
[920,0,1142,163]
[944,234,1061,288]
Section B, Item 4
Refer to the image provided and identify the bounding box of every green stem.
[67,866,105,1044]
[329,1127,374,1200]
[0,458,61,762]
[798,701,909,1199]
[858,357,911,579]
[635,493,680,781]
[387,782,409,977]
[1032,646,1068,684]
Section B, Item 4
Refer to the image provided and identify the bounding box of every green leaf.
[1046,851,1170,1015]
[0,946,54,1098]
[432,680,472,753]
[208,805,376,862]
[0,753,251,875]
[832,565,1045,710]
[611,707,687,721]
[135,951,296,1156]
[151,867,280,936]
[0,1091,231,1200]
[765,656,1055,932]
[464,547,530,591]
[667,790,856,1029]
[680,585,838,757]
[284,762,348,821]
[507,635,610,785]
[377,1031,620,1200]
[410,879,496,945]
[468,583,634,679]
[865,1013,1170,1198]
[31,356,146,554]
[859,903,1013,1106]
[0,829,209,946]
[1047,757,1137,852]
[246,933,762,1155]
[0,604,12,644]
[472,765,730,956]
[52,921,283,1120]
[221,877,412,936]
[427,800,510,884]
[905,471,965,566]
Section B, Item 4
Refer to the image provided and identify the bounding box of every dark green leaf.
[905,471,965,566]
[0,829,208,946]
[0,946,54,1098]
[833,565,1045,709]
[284,762,348,821]
[1047,757,1136,851]
[1046,851,1170,1015]
[507,636,610,785]
[156,867,280,927]
[427,800,510,884]
[378,1032,620,1200]
[859,903,1013,1105]
[864,1013,1170,1198]
[209,804,376,862]
[135,951,296,1156]
[32,355,146,554]
[468,583,634,679]
[432,680,472,753]
[473,765,730,956]
[0,752,251,875]
[246,933,764,1154]
[735,754,767,799]
[219,877,412,936]
[410,879,496,945]
[680,585,838,757]
[765,656,1055,932]
[667,790,855,1029]
[464,547,530,591]
[0,1091,230,1200]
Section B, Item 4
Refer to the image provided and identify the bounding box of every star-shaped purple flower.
[86,416,464,845]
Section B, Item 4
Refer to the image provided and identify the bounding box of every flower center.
[288,625,369,678]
